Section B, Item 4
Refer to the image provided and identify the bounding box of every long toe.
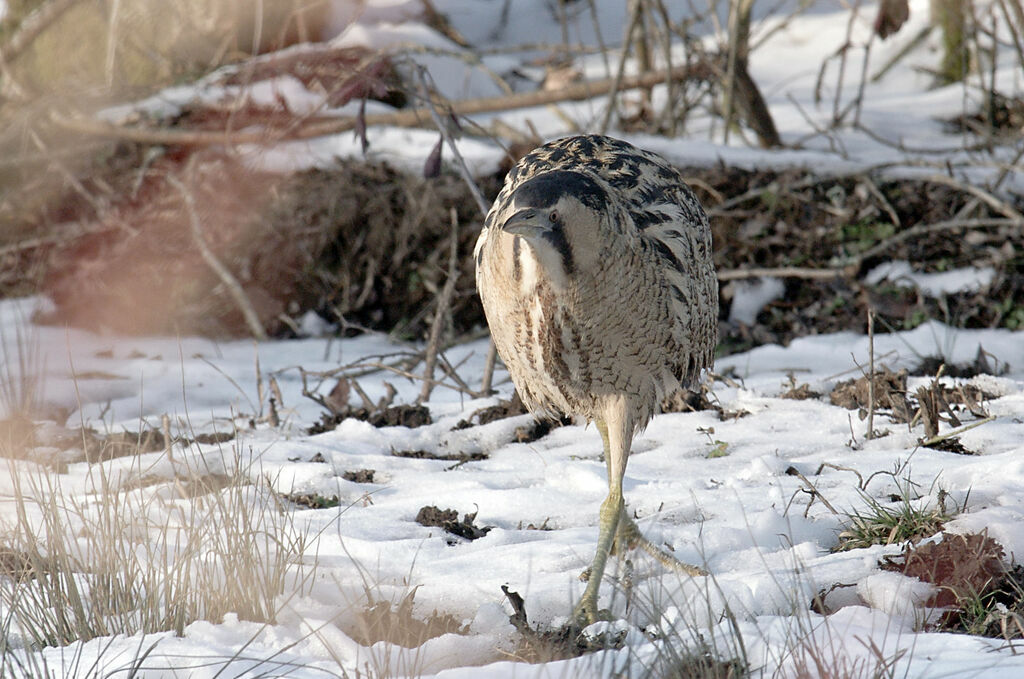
[618,512,708,577]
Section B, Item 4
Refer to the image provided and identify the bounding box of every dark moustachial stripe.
[512,235,522,282]
[541,222,575,276]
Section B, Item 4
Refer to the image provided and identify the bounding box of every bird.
[474,134,718,626]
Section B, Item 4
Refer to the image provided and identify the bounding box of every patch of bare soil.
[779,381,822,400]
[662,382,750,421]
[308,403,432,435]
[693,164,1024,353]
[392,449,487,463]
[452,395,571,444]
[415,505,491,542]
[342,468,376,483]
[285,492,341,509]
[454,396,529,428]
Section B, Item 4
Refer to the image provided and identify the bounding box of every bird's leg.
[599,417,707,578]
[573,411,630,626]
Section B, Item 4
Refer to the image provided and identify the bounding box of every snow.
[865,261,998,296]
[728,277,787,325]
[3,287,1024,677]
[5,0,1024,676]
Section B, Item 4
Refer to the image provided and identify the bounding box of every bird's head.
[498,170,608,287]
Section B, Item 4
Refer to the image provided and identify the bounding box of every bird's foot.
[570,596,612,630]
[617,512,708,577]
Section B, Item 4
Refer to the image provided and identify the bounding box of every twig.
[866,307,876,440]
[919,415,996,448]
[823,351,897,381]
[599,0,644,135]
[436,351,477,395]
[846,216,1021,265]
[871,25,932,82]
[859,173,901,227]
[586,0,612,76]
[480,339,498,396]
[791,468,841,516]
[418,208,460,403]
[411,66,500,390]
[396,43,514,95]
[814,462,866,490]
[51,63,713,148]
[358,361,479,397]
[165,171,268,341]
[722,0,755,144]
[717,266,848,281]
[837,1,862,123]
[414,66,490,215]
[921,173,1024,222]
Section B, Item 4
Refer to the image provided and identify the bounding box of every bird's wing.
[520,136,718,383]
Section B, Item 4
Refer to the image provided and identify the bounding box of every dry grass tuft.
[0,441,312,656]
[347,589,467,648]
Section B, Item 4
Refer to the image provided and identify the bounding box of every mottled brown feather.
[475,134,718,433]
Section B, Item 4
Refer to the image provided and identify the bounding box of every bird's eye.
[548,211,559,223]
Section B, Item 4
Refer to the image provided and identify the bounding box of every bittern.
[475,134,718,625]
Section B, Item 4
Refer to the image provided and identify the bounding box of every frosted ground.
[3,0,1024,676]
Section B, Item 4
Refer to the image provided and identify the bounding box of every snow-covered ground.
[3,0,1024,676]
[3,292,1024,678]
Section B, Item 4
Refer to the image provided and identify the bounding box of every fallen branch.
[717,266,849,281]
[51,62,713,147]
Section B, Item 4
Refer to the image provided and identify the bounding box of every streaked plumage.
[474,134,718,625]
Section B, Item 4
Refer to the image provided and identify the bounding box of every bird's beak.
[500,209,549,239]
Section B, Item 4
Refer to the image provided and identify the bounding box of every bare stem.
[419,208,460,403]
[165,171,268,341]
[866,307,875,440]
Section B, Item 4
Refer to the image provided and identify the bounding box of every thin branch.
[51,63,713,147]
[418,208,460,403]
[599,0,644,135]
[717,266,849,281]
[414,66,490,215]
[165,172,268,341]
[919,415,996,448]
[866,308,876,440]
[480,339,498,396]
[921,172,1024,222]
[847,216,1021,265]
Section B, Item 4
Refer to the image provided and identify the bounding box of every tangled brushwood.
[2,143,1021,344]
